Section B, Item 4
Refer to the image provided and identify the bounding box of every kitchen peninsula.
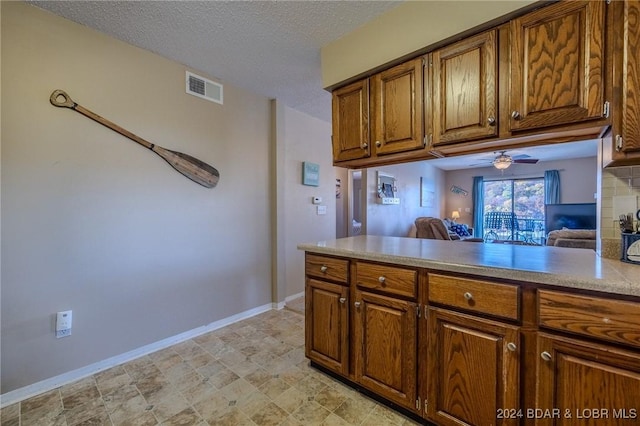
[299,236,640,425]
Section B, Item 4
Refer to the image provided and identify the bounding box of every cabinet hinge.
[416,305,421,318]
[422,57,426,67]
[416,398,421,410]
[603,101,610,118]
[606,0,611,5]
[425,305,428,318]
[423,135,427,147]
[616,134,623,151]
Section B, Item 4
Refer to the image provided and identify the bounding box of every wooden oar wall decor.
[49,90,219,188]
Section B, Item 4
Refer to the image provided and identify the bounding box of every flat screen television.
[545,203,597,232]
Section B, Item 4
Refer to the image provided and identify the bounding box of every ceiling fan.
[471,151,539,170]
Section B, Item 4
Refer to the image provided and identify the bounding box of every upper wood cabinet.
[431,29,499,146]
[332,80,370,162]
[605,0,640,166]
[371,58,424,155]
[509,0,606,132]
[332,57,425,165]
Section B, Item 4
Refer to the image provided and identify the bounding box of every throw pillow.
[451,224,471,237]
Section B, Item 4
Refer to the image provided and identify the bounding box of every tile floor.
[1,300,421,426]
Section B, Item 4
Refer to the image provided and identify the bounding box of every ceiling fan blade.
[511,154,531,160]
[513,158,539,164]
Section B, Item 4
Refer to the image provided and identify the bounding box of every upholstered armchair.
[414,217,484,242]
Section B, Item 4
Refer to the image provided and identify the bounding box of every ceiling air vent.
[186,71,223,104]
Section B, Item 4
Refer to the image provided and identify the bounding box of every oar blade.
[152,146,219,188]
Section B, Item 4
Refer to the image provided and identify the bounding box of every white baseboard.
[275,291,305,310]
[0,303,274,408]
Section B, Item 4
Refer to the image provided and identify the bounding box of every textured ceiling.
[29,0,402,123]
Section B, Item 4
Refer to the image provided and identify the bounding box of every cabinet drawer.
[538,290,640,349]
[355,262,417,299]
[305,254,348,284]
[428,274,520,321]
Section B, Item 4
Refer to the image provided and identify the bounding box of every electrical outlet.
[56,310,72,338]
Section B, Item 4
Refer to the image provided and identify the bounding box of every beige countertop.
[298,235,640,298]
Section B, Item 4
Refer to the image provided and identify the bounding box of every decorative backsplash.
[600,166,640,259]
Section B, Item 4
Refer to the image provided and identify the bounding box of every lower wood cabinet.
[353,289,418,411]
[535,333,640,426]
[305,278,349,376]
[304,253,640,426]
[426,307,520,425]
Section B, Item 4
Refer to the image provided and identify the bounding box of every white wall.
[1,3,274,393]
[444,157,598,227]
[365,162,445,237]
[273,102,334,301]
[321,1,535,88]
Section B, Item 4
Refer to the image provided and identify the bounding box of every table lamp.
[451,211,460,222]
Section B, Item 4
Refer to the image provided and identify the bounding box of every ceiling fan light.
[493,155,512,170]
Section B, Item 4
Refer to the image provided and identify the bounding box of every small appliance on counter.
[620,209,640,265]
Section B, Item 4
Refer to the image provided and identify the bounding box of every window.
[483,178,545,243]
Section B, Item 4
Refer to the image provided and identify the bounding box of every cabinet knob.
[354,301,361,308]
[339,297,346,304]
[541,351,552,362]
[378,276,386,284]
[511,110,521,120]
[320,265,328,273]
[375,140,382,147]
[362,142,368,149]
[463,292,473,301]
[487,116,496,126]
[507,342,517,352]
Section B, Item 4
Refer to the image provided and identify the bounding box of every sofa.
[546,228,596,250]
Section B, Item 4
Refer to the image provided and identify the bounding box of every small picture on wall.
[420,177,435,207]
[336,179,341,199]
[302,161,320,186]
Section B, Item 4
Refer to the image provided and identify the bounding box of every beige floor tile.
[160,407,201,426]
[10,306,425,426]
[249,402,289,426]
[0,403,20,426]
[291,400,332,425]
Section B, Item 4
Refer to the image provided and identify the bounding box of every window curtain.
[544,170,561,205]
[472,176,484,238]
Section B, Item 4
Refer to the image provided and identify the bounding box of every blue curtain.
[544,170,561,204]
[472,176,484,238]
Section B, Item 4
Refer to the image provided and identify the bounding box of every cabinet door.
[305,279,349,375]
[432,29,498,145]
[354,290,417,410]
[610,0,640,162]
[332,79,370,162]
[510,0,605,131]
[536,333,640,426]
[426,307,520,426]
[371,58,424,155]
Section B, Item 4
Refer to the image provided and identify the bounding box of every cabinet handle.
[354,301,361,308]
[362,142,368,149]
[463,292,473,301]
[487,116,496,126]
[375,141,382,147]
[511,110,521,120]
[339,297,346,304]
[507,342,517,352]
[378,276,386,284]
[320,265,328,273]
[541,351,552,362]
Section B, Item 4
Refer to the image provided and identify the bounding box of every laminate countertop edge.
[298,235,640,298]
